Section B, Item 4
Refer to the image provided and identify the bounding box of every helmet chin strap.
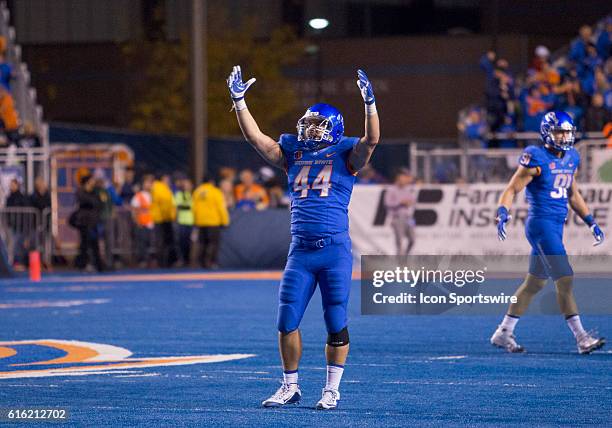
[544,142,567,157]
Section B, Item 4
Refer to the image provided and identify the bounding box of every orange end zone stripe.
[0,357,211,377]
[0,347,17,359]
[11,341,99,367]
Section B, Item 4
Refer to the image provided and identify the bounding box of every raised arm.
[569,173,604,246]
[495,165,537,241]
[227,66,285,169]
[349,70,380,172]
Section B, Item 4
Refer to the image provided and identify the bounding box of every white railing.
[0,146,50,193]
[410,134,609,183]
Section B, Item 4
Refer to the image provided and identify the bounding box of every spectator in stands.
[218,166,237,209]
[356,164,386,184]
[131,174,155,268]
[0,39,11,92]
[521,85,553,132]
[586,93,612,131]
[498,115,518,148]
[218,166,237,183]
[385,169,417,255]
[193,174,229,269]
[0,85,19,138]
[529,45,551,73]
[555,67,587,124]
[5,178,29,270]
[259,166,289,209]
[18,122,41,148]
[596,17,612,60]
[93,169,123,270]
[174,177,194,266]
[29,175,51,228]
[120,168,136,203]
[235,169,269,210]
[74,174,104,272]
[151,173,177,267]
[0,45,18,140]
[481,52,514,131]
[579,44,603,96]
[593,66,610,94]
[266,178,290,209]
[219,177,236,210]
[570,25,593,64]
[458,107,488,148]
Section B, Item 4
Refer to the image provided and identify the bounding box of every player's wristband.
[582,214,596,227]
[232,97,247,111]
[365,101,377,116]
[496,206,508,219]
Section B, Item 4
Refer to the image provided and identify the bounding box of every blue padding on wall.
[219,209,291,269]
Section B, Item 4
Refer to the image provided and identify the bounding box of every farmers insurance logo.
[0,339,254,379]
[373,188,442,226]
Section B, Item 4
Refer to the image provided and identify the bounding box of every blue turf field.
[0,272,610,427]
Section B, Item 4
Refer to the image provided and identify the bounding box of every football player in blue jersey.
[492,111,606,354]
[227,66,379,409]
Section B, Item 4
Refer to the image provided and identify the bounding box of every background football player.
[227,66,380,409]
[492,111,605,354]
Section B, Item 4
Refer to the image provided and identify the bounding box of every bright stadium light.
[308,18,329,30]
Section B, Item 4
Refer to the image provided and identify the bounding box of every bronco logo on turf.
[0,339,254,379]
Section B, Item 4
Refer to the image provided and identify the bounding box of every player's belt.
[292,231,349,249]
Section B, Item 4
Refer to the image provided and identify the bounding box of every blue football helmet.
[540,111,576,151]
[296,103,344,150]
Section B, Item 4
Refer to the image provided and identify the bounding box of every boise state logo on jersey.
[519,152,531,166]
[294,151,302,160]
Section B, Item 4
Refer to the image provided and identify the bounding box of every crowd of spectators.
[68,166,286,272]
[464,17,612,147]
[0,36,41,147]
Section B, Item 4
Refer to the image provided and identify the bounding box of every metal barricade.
[109,207,136,265]
[0,207,40,266]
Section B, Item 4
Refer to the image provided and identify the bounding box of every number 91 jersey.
[518,144,580,220]
[279,134,360,239]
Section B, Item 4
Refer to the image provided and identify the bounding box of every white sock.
[283,370,298,385]
[566,315,587,339]
[325,364,344,392]
[500,314,519,332]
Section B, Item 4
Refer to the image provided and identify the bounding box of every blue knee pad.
[277,263,316,333]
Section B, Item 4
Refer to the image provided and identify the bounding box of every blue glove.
[227,65,256,101]
[583,214,604,246]
[356,69,375,105]
[495,206,511,241]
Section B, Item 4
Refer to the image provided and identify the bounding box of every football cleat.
[261,382,301,408]
[315,388,340,410]
[490,326,525,353]
[576,332,606,355]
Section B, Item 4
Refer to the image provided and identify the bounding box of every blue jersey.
[279,134,359,239]
[519,145,580,220]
